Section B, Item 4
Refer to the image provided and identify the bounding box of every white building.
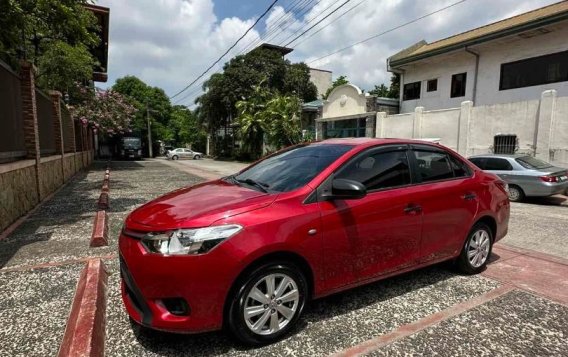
[388,1,568,113]
[309,68,332,98]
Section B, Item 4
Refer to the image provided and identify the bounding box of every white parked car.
[167,148,203,160]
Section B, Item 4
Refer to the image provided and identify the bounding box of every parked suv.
[120,138,510,345]
[468,154,568,202]
[166,148,203,160]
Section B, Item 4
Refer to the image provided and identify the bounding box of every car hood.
[126,180,276,230]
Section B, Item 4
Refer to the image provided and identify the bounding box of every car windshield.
[232,144,353,193]
[122,137,141,148]
[515,156,553,170]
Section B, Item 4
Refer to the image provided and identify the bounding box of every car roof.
[315,137,446,148]
[469,153,527,159]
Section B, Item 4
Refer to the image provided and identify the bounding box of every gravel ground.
[0,264,83,357]
[0,162,111,270]
[105,261,499,357]
[370,289,568,356]
[501,198,568,259]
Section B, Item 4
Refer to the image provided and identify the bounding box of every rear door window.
[485,158,513,171]
[469,158,486,169]
[413,150,454,182]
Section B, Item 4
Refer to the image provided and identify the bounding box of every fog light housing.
[161,297,190,316]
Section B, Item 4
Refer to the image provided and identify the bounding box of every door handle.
[462,193,477,200]
[404,203,422,214]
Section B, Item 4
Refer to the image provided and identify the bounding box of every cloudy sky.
[96,0,559,106]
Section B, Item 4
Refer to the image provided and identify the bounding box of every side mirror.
[327,178,367,200]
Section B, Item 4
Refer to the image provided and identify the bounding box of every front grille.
[120,255,153,325]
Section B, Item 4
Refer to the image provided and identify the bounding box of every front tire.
[194,155,201,160]
[172,155,179,160]
[456,223,493,274]
[227,262,307,346]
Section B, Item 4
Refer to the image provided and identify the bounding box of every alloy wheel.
[508,186,521,201]
[467,229,491,268]
[243,273,299,336]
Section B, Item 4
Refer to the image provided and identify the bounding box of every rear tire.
[507,185,524,202]
[227,262,307,346]
[456,222,493,275]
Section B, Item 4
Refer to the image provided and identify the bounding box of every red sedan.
[119,138,509,345]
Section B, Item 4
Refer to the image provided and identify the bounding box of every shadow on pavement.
[520,194,567,207]
[129,263,460,356]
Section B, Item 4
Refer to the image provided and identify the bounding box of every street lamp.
[146,105,159,158]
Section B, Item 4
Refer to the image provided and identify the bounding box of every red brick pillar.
[49,91,65,183]
[20,60,41,202]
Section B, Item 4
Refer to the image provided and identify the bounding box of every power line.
[169,0,279,100]
[238,0,312,54]
[307,0,468,65]
[284,0,352,47]
[278,0,344,47]
[294,0,367,48]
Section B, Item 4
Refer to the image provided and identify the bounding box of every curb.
[57,259,108,357]
[90,211,109,247]
[97,192,109,210]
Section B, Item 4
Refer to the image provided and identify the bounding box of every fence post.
[19,60,42,202]
[413,106,424,138]
[535,90,557,162]
[458,101,473,156]
[375,112,387,138]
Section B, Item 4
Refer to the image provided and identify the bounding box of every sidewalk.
[1,159,566,357]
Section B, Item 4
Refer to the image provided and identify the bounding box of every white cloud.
[96,0,559,103]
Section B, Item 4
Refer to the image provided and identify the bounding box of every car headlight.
[141,225,242,255]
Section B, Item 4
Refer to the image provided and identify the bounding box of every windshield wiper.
[236,178,269,193]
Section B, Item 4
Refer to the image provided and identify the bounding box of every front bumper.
[118,232,238,333]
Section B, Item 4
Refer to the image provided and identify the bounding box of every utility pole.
[146,104,153,158]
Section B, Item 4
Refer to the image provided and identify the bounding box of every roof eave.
[390,11,568,68]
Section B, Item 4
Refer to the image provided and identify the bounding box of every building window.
[427,79,438,92]
[403,82,421,100]
[493,135,517,154]
[499,50,568,90]
[451,73,467,98]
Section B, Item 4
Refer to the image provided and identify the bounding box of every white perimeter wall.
[376,90,568,165]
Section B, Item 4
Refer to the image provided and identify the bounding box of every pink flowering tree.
[70,86,137,136]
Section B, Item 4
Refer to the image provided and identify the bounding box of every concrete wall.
[309,68,332,98]
[39,156,64,198]
[397,22,568,113]
[0,162,38,232]
[0,151,93,232]
[376,90,568,165]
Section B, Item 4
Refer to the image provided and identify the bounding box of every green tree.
[235,80,303,158]
[264,95,302,148]
[112,75,174,141]
[368,83,389,97]
[323,75,349,99]
[36,41,95,92]
[283,63,318,102]
[235,82,271,159]
[196,47,317,137]
[0,0,100,94]
[388,74,400,99]
[170,105,206,147]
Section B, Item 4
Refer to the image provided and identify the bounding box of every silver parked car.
[468,154,568,202]
[167,148,203,160]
